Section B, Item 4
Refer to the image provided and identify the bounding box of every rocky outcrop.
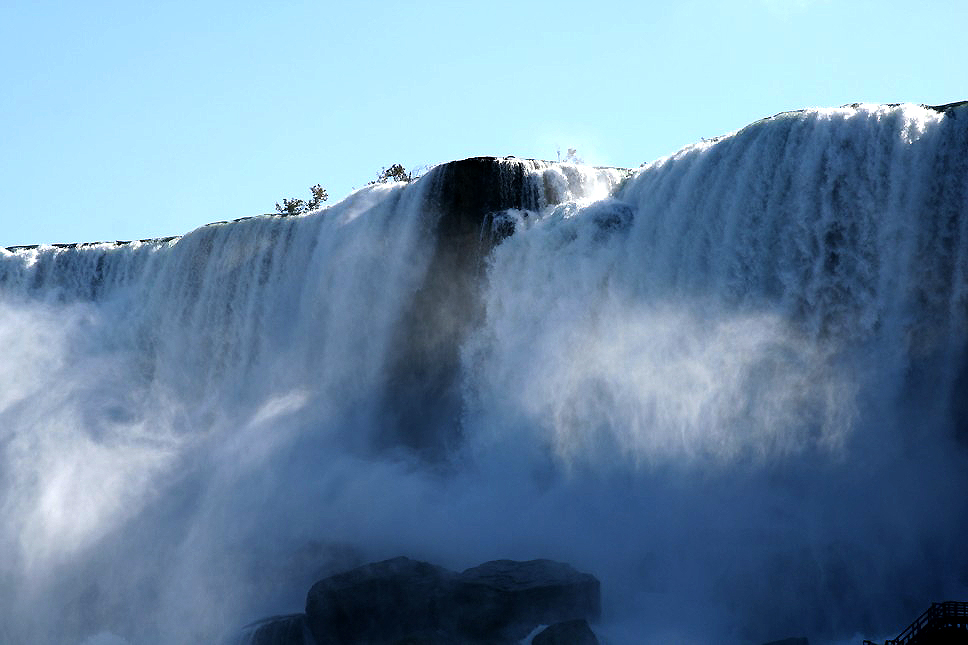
[376,157,629,457]
[242,556,600,645]
[304,557,454,644]
[376,157,555,456]
[531,619,600,644]
[449,559,600,641]
[240,613,313,645]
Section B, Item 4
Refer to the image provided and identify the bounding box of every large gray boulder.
[303,556,600,644]
[452,559,600,641]
[305,557,454,644]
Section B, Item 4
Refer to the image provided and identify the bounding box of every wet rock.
[305,557,454,645]
[378,157,548,457]
[531,618,600,645]
[452,559,601,641]
[302,556,601,644]
[240,613,313,645]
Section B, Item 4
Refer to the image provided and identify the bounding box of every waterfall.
[1,104,965,644]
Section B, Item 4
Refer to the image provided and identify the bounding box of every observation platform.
[864,602,968,644]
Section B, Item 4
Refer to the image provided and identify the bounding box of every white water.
[1,105,966,644]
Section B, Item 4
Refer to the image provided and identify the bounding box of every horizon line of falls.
[2,103,967,645]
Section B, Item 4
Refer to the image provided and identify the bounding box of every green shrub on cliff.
[275,184,328,216]
[371,164,412,184]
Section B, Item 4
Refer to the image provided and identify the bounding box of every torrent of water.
[1,104,965,644]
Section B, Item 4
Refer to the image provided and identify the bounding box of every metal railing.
[864,601,968,645]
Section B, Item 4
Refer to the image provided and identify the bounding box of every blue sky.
[1,0,965,247]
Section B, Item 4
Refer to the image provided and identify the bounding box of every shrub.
[371,164,412,184]
[275,184,328,216]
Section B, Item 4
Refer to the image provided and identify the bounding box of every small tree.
[275,184,328,216]
[371,163,412,184]
[306,184,328,210]
[275,197,305,215]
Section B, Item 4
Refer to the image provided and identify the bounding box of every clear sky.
[1,0,964,247]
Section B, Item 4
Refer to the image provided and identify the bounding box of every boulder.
[303,556,600,644]
[305,557,454,645]
[452,559,601,641]
[531,619,600,645]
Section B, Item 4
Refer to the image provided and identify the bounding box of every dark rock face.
[378,157,549,457]
[925,100,968,112]
[452,559,601,641]
[379,157,631,458]
[531,619,600,645]
[305,557,454,644]
[302,556,600,645]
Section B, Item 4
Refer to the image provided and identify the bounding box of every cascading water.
[0,104,966,644]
